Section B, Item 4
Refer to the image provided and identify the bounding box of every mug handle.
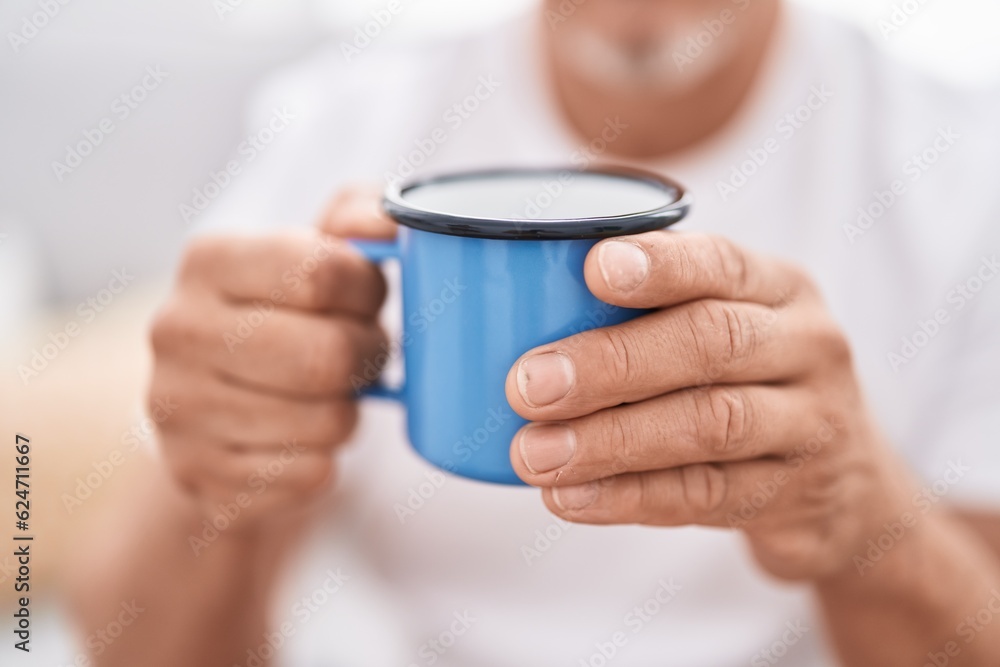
[349,239,405,403]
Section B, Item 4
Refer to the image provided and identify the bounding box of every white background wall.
[1,0,998,307]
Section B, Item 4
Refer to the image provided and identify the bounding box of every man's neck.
[543,2,782,160]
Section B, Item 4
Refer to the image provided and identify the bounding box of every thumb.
[317,184,398,240]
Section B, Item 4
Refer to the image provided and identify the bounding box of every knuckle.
[299,257,338,309]
[696,387,751,456]
[594,326,644,387]
[671,238,702,293]
[629,472,657,523]
[326,186,388,235]
[800,461,843,504]
[689,300,758,376]
[601,410,641,474]
[719,303,758,367]
[679,463,729,516]
[302,323,350,393]
[321,190,355,231]
[706,235,750,296]
[291,237,342,309]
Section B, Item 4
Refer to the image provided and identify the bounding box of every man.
[70,0,1000,665]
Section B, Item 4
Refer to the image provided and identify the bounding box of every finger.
[585,231,809,309]
[207,447,334,492]
[506,298,837,421]
[216,309,388,397]
[192,449,336,508]
[540,458,789,528]
[180,231,386,318]
[152,299,388,397]
[317,184,398,240]
[511,384,819,486]
[164,373,360,448]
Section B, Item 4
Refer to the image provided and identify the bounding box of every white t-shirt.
[198,5,1000,666]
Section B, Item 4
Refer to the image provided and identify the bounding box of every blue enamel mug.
[352,166,690,485]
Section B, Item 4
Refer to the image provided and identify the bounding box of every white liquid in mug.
[401,171,675,221]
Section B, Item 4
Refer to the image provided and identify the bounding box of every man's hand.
[149,186,394,523]
[506,231,916,580]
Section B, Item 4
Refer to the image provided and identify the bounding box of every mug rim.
[382,165,692,241]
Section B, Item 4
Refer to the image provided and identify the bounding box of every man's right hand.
[149,186,394,523]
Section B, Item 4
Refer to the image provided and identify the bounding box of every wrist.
[818,504,944,599]
[164,481,296,561]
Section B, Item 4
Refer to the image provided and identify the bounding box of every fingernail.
[598,241,649,292]
[519,424,576,474]
[553,483,599,511]
[517,352,575,407]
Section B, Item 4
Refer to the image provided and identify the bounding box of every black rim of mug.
[382,165,692,240]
